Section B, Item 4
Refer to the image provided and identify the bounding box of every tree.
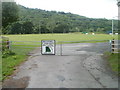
[40,25,50,33]
[53,24,69,33]
[2,4,118,34]
[89,28,94,32]
[33,26,40,34]
[10,22,22,34]
[4,21,34,34]
[2,2,19,28]
[22,21,34,34]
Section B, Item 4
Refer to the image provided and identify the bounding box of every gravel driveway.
[2,42,118,88]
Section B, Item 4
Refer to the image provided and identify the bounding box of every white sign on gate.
[41,40,55,55]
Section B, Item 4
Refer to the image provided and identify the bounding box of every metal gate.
[10,41,41,55]
[10,40,112,56]
[56,40,111,56]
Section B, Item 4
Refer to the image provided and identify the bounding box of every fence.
[0,36,10,51]
[58,40,111,56]
[10,41,41,48]
[111,39,120,53]
[9,41,41,55]
[2,39,118,55]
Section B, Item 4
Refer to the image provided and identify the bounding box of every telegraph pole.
[112,19,114,36]
[117,0,120,34]
[117,0,120,7]
[39,23,40,34]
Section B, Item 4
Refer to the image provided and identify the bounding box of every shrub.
[2,37,16,58]
[2,50,15,58]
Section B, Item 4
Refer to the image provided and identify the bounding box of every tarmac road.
[2,42,118,88]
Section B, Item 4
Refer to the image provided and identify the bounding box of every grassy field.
[3,33,118,50]
[2,33,119,80]
[4,33,118,42]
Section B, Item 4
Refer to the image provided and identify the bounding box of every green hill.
[3,4,118,34]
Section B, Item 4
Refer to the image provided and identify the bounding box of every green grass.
[2,48,33,80]
[2,55,26,79]
[4,33,118,42]
[2,33,119,80]
[104,52,119,76]
[3,33,118,45]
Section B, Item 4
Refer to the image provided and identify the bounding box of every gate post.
[6,40,10,49]
[9,41,12,50]
[111,39,115,53]
[60,41,62,56]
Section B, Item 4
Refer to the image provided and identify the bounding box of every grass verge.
[104,52,119,76]
[2,47,33,81]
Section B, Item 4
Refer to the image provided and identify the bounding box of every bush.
[2,37,16,58]
[2,50,15,58]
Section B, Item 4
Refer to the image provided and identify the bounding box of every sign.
[41,40,55,55]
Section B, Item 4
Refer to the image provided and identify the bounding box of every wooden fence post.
[6,40,10,49]
[111,39,115,53]
[2,37,10,51]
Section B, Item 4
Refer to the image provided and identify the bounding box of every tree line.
[2,2,118,34]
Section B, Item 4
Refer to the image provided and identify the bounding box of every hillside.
[3,4,118,34]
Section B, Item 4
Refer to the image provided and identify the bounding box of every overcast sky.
[15,0,118,19]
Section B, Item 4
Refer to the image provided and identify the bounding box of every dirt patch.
[2,76,29,88]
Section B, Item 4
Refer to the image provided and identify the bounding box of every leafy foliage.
[4,21,34,34]
[2,50,15,58]
[2,2,19,28]
[2,4,118,34]
[17,5,119,34]
[2,37,15,58]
